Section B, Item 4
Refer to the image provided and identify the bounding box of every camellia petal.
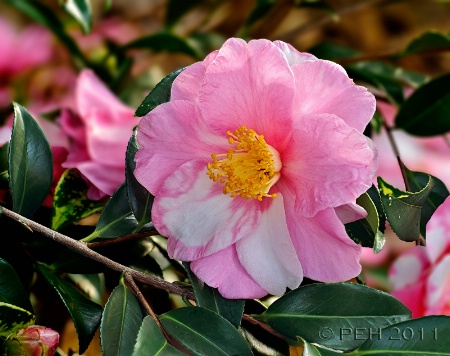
[282,113,377,217]
[236,194,303,295]
[335,202,368,224]
[191,245,268,299]
[199,38,295,148]
[292,59,375,132]
[152,160,261,261]
[272,40,316,65]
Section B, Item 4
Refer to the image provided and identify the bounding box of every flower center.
[207,126,281,201]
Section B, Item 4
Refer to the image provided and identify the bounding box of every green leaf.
[302,339,340,355]
[184,263,245,328]
[354,316,450,355]
[132,316,184,356]
[37,263,102,354]
[256,283,411,351]
[165,0,204,28]
[123,33,199,59]
[9,103,53,217]
[345,191,383,249]
[101,283,146,356]
[0,142,9,187]
[60,0,93,34]
[0,302,35,337]
[51,169,104,231]
[4,0,88,67]
[84,183,138,241]
[159,307,253,355]
[395,72,450,136]
[404,168,450,238]
[244,0,276,29]
[397,31,450,58]
[135,68,184,117]
[378,175,436,242]
[309,42,359,60]
[0,258,32,313]
[125,131,153,230]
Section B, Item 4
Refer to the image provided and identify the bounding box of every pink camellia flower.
[59,70,137,200]
[389,197,450,317]
[2,325,59,356]
[134,38,377,298]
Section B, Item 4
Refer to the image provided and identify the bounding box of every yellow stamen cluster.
[207,126,281,201]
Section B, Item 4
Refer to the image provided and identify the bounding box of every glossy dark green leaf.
[51,169,104,231]
[9,103,53,217]
[256,283,411,351]
[240,324,289,355]
[0,258,32,313]
[345,191,383,250]
[61,0,92,34]
[101,283,146,356]
[125,131,153,230]
[37,264,102,354]
[367,184,386,233]
[165,0,204,28]
[0,302,35,337]
[4,0,87,66]
[184,263,245,328]
[302,339,340,355]
[397,31,450,58]
[395,72,450,136]
[135,68,184,117]
[132,316,184,356]
[378,175,436,242]
[0,142,9,187]
[123,33,198,59]
[309,42,359,60]
[159,307,253,355]
[354,316,450,355]
[84,183,138,241]
[404,168,449,238]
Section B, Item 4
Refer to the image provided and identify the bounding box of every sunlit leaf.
[256,283,411,351]
[0,258,32,313]
[9,103,53,217]
[395,72,450,136]
[60,0,92,34]
[101,283,146,356]
[132,316,184,355]
[37,264,102,354]
[159,307,253,355]
[0,302,35,337]
[135,68,184,117]
[51,169,104,231]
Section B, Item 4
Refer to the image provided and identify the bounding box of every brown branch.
[242,314,287,341]
[86,229,158,249]
[0,206,195,300]
[277,0,390,43]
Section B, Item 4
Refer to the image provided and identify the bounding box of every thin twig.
[278,0,389,43]
[242,314,287,341]
[0,206,195,300]
[382,121,411,192]
[86,229,158,249]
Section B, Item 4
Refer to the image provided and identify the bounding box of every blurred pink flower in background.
[2,325,59,356]
[135,38,377,298]
[59,70,137,200]
[0,17,53,107]
[389,197,450,317]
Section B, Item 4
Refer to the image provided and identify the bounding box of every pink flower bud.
[2,325,59,356]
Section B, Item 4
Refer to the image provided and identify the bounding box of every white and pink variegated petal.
[334,202,368,224]
[272,40,317,66]
[426,255,450,307]
[135,100,227,195]
[75,161,125,199]
[426,197,450,264]
[199,38,294,149]
[389,247,429,290]
[77,70,131,118]
[191,245,268,299]
[235,193,303,296]
[391,282,426,318]
[282,113,377,217]
[171,50,218,102]
[153,160,262,261]
[292,59,375,132]
[283,196,361,281]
